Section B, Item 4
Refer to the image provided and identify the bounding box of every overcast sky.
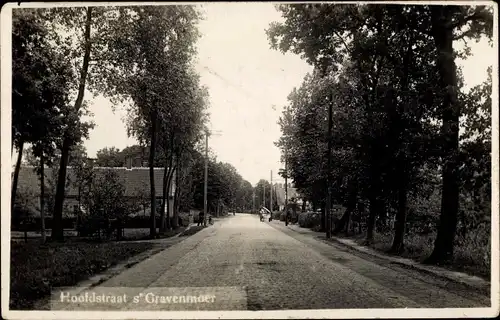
[70,3,494,185]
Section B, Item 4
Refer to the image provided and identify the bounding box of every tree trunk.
[11,139,24,213]
[320,200,326,232]
[165,163,176,230]
[390,176,408,254]
[78,186,81,209]
[366,194,379,244]
[388,29,413,253]
[173,171,180,229]
[366,163,381,244]
[40,154,46,243]
[52,136,70,241]
[425,6,460,264]
[77,185,82,235]
[149,112,157,238]
[52,7,93,242]
[333,190,357,235]
[160,164,168,233]
[160,136,175,232]
[460,207,467,238]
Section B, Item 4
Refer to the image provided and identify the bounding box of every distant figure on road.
[285,207,292,226]
[198,211,205,226]
[260,206,271,222]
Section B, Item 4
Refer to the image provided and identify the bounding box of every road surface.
[54,213,490,311]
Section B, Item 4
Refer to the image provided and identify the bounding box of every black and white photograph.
[1,1,498,319]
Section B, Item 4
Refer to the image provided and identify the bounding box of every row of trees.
[20,141,259,231]
[88,144,257,213]
[90,145,287,214]
[268,4,492,264]
[11,5,217,241]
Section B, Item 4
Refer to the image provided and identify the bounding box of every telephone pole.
[202,129,222,226]
[326,91,333,239]
[284,147,288,214]
[270,170,273,213]
[263,182,266,208]
[204,131,208,227]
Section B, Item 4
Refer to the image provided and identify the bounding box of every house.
[273,183,300,211]
[13,162,176,218]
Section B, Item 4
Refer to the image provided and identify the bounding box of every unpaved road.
[55,213,490,311]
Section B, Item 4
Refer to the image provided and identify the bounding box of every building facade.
[14,164,176,218]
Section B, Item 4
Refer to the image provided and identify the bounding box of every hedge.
[298,212,322,229]
[271,211,282,220]
[12,214,192,232]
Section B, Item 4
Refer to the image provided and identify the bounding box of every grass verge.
[127,227,186,241]
[340,231,490,280]
[10,240,154,310]
[179,225,206,237]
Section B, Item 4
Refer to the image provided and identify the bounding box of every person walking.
[285,207,291,226]
[198,210,205,226]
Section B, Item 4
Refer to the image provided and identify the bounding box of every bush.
[178,213,193,227]
[298,212,321,228]
[311,224,322,232]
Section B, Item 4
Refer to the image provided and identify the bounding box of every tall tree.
[11,9,64,214]
[425,5,493,263]
[268,3,493,263]
[96,6,203,237]
[48,6,94,241]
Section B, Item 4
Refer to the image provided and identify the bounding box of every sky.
[83,3,313,185]
[21,3,496,186]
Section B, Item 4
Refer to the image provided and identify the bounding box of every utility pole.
[326,91,333,239]
[263,182,266,208]
[202,129,222,224]
[252,190,255,213]
[284,147,288,214]
[204,131,208,227]
[270,170,273,213]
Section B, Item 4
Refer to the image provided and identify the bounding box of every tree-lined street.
[6,2,495,317]
[55,214,488,311]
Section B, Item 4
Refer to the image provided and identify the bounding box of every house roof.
[16,166,174,198]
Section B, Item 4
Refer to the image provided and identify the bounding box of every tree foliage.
[268,4,493,263]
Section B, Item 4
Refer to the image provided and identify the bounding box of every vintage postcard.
[1,1,498,319]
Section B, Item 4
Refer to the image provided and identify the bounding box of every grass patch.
[345,231,490,279]
[127,227,186,241]
[179,225,206,237]
[10,240,154,310]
